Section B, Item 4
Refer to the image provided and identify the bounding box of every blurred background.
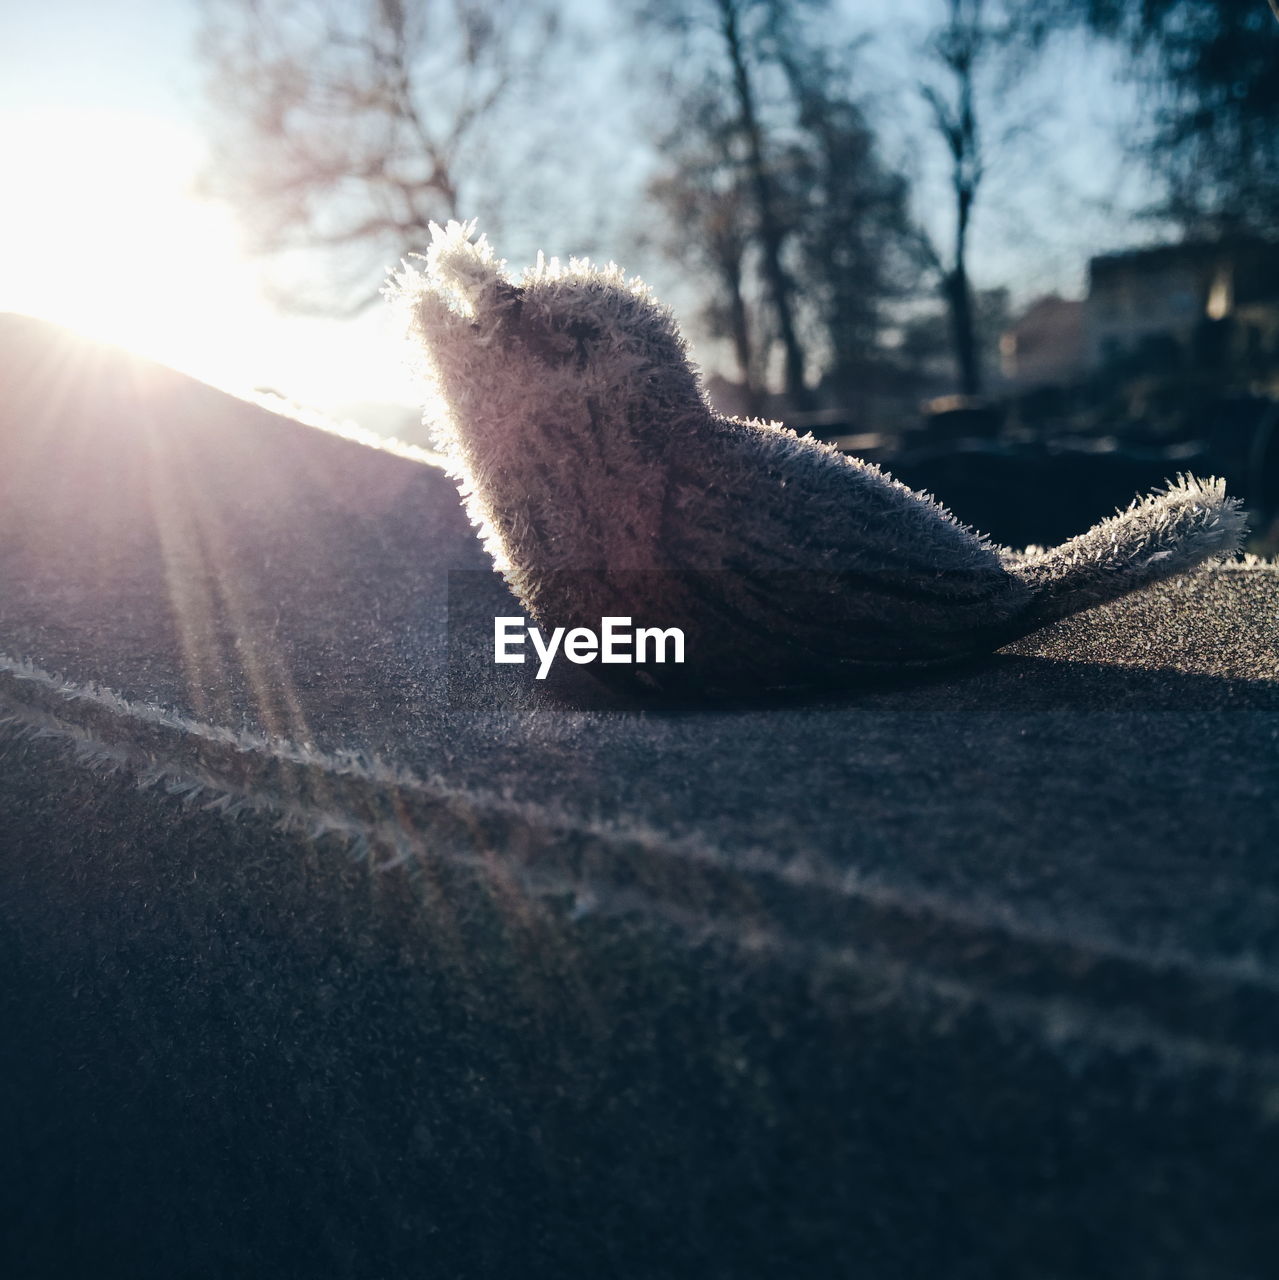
[2,0,1277,550]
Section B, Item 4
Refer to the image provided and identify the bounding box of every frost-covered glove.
[390,222,1246,687]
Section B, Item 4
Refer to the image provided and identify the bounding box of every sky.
[0,0,424,433]
[0,0,1151,433]
[852,0,1156,303]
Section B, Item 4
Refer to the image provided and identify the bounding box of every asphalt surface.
[2,314,1278,1278]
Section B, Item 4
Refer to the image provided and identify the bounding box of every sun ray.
[0,106,266,392]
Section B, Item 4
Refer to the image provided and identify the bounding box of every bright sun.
[0,106,271,393]
[0,105,433,425]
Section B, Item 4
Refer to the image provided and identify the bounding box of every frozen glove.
[390,223,1246,687]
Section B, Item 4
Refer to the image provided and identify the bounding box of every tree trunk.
[723,259,761,416]
[717,0,813,410]
[948,185,982,397]
[947,264,982,397]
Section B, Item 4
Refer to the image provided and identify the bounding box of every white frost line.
[242,389,447,470]
[3,694,1277,1086]
[1219,554,1279,571]
[2,648,1279,997]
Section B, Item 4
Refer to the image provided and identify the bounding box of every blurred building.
[1085,240,1279,376]
[999,295,1086,388]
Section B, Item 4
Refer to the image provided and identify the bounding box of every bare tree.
[200,0,559,314]
[917,0,994,398]
[775,42,918,410]
[648,94,764,413]
[712,0,813,408]
[1041,0,1279,238]
[643,4,920,417]
[637,0,821,408]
